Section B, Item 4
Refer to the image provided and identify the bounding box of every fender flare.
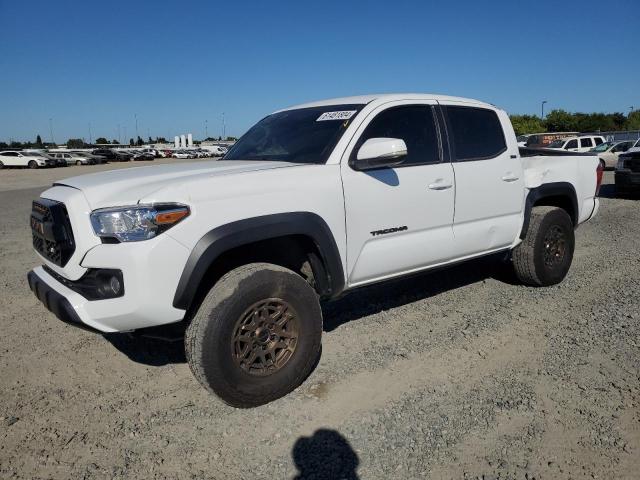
[520,182,578,239]
[172,212,345,310]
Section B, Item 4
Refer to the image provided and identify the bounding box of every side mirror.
[352,138,408,171]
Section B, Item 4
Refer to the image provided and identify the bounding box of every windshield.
[592,142,612,152]
[224,104,364,164]
[547,139,566,148]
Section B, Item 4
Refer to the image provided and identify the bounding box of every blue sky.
[1,0,638,143]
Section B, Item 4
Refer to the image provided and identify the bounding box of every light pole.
[117,123,121,143]
[541,100,548,119]
[134,113,138,142]
[205,119,208,139]
[88,122,92,144]
[49,118,55,145]
[222,112,226,140]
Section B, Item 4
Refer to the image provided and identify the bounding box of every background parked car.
[71,152,107,164]
[202,145,228,156]
[132,150,155,161]
[546,135,605,153]
[616,148,640,196]
[591,140,635,169]
[626,138,640,154]
[0,151,57,168]
[50,152,96,166]
[173,150,192,159]
[524,132,579,148]
[516,134,533,147]
[92,148,132,162]
[40,152,67,167]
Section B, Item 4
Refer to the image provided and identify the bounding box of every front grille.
[30,199,75,267]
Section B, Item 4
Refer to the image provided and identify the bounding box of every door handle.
[501,173,519,182]
[428,181,453,190]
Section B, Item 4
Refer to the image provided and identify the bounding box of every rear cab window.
[443,106,506,161]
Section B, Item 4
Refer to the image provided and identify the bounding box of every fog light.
[109,276,122,295]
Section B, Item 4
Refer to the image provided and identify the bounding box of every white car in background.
[546,135,606,153]
[50,152,96,166]
[173,150,192,159]
[204,145,228,156]
[516,134,533,148]
[0,150,57,168]
[590,140,635,169]
[626,138,640,153]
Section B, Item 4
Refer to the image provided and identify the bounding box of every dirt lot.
[1,163,638,479]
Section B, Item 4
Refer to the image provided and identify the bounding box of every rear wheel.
[512,206,575,287]
[185,263,322,407]
[0,160,4,169]
[76,160,83,166]
[28,160,38,169]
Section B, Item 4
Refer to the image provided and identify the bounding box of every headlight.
[90,204,189,242]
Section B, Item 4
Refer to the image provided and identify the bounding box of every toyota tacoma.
[28,94,602,407]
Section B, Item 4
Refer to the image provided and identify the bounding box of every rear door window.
[444,106,506,161]
[580,138,593,148]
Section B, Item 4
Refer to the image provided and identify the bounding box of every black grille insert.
[31,199,75,267]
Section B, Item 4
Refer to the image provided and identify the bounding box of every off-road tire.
[28,160,38,169]
[185,263,322,408]
[512,206,574,287]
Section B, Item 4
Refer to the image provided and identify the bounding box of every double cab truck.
[28,94,602,407]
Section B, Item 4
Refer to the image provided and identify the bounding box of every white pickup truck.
[28,94,602,407]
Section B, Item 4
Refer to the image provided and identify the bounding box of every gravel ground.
[0,165,638,479]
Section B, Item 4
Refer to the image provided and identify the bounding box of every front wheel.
[185,263,322,407]
[28,160,38,169]
[76,160,83,166]
[512,206,575,287]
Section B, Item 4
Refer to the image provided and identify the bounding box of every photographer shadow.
[292,429,359,480]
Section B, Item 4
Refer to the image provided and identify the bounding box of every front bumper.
[615,171,640,193]
[27,269,99,333]
[28,233,191,333]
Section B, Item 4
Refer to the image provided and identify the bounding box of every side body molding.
[520,182,578,239]
[172,212,345,310]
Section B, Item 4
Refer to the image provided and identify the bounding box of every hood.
[53,160,297,208]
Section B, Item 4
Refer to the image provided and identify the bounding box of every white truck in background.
[28,94,602,407]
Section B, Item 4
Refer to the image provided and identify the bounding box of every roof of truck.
[279,93,494,112]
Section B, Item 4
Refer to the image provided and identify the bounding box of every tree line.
[510,109,640,136]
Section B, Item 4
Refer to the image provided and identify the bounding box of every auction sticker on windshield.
[316,111,357,121]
